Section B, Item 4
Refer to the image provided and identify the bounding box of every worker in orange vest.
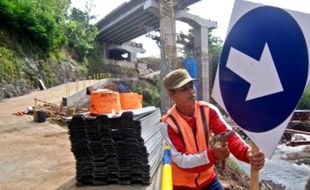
[160,68,265,189]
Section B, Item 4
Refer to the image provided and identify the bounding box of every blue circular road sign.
[220,6,308,132]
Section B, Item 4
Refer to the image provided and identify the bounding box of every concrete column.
[159,0,178,113]
[175,10,217,102]
[194,26,210,102]
[101,42,109,60]
[131,52,137,62]
[128,52,132,62]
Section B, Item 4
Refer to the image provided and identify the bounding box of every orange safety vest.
[161,101,215,189]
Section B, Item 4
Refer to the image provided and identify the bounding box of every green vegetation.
[0,0,98,58]
[0,47,19,82]
[297,84,310,109]
[66,7,98,60]
[131,77,161,107]
[0,0,69,54]
[177,30,195,57]
[176,29,222,84]
[208,35,223,83]
[0,0,102,91]
[177,29,222,67]
[144,77,161,107]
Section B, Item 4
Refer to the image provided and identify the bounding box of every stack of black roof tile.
[68,107,163,185]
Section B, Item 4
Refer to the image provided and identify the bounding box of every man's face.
[169,81,196,106]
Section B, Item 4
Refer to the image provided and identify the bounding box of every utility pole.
[159,0,178,113]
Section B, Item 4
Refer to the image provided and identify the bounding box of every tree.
[176,29,222,63]
[208,34,223,85]
[65,3,98,60]
[176,29,223,85]
[176,29,195,57]
[0,0,69,54]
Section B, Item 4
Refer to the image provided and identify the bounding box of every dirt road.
[0,82,82,190]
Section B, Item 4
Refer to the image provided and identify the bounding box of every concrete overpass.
[96,0,202,44]
[96,0,217,104]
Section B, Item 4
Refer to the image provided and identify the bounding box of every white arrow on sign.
[226,43,284,101]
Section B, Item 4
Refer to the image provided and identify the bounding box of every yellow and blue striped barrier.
[161,145,172,190]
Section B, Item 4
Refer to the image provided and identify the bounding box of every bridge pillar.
[176,10,217,102]
[194,26,210,102]
[159,0,178,113]
[100,42,109,60]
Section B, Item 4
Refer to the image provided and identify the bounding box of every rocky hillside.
[0,26,144,101]
[0,53,80,100]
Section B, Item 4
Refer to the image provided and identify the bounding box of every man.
[160,68,265,190]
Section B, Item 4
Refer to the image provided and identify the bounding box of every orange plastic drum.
[90,90,121,115]
[120,92,143,110]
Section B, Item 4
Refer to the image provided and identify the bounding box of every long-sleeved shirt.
[160,103,250,189]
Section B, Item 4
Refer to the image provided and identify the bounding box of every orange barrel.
[119,92,143,110]
[90,90,121,115]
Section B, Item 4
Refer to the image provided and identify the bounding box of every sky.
[71,0,310,57]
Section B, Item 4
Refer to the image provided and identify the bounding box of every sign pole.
[250,142,260,190]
